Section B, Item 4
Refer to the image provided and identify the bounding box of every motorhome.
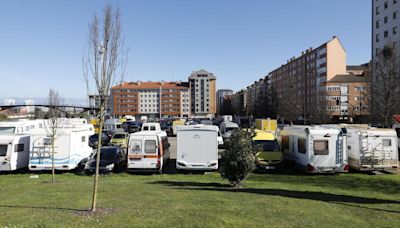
[0,135,30,171]
[0,119,43,135]
[28,121,94,171]
[345,126,398,171]
[176,125,219,171]
[280,125,348,173]
[394,123,400,153]
[221,115,233,122]
[220,121,239,138]
[104,118,123,133]
[127,130,170,173]
[252,129,283,169]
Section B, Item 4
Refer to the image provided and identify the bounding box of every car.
[161,122,172,135]
[89,132,109,148]
[128,122,142,133]
[84,146,127,174]
[110,132,129,148]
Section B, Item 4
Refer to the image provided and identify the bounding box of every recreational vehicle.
[28,121,94,171]
[104,118,123,134]
[345,126,398,171]
[0,119,43,135]
[394,123,400,152]
[127,130,170,173]
[220,121,239,138]
[0,135,30,171]
[280,125,348,173]
[176,125,219,171]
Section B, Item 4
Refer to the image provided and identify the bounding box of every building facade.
[189,70,217,117]
[111,81,190,118]
[216,89,233,115]
[372,0,400,58]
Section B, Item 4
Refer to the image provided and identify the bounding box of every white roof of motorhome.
[221,122,239,127]
[129,130,166,137]
[284,125,340,135]
[177,125,219,132]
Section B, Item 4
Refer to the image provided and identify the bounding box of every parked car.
[89,132,109,148]
[161,122,172,135]
[84,146,127,174]
[110,132,129,148]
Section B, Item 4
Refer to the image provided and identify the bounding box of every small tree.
[45,88,63,183]
[220,129,259,187]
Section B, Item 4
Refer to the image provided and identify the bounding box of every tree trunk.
[91,106,104,212]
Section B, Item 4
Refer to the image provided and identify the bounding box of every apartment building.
[268,36,347,122]
[372,0,400,58]
[245,78,268,117]
[227,89,247,116]
[325,64,370,122]
[189,70,217,118]
[216,89,233,115]
[111,81,190,118]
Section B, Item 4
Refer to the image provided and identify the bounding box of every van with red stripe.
[127,130,170,173]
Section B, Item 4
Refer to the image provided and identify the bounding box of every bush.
[220,128,259,187]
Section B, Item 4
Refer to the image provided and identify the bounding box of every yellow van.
[172,120,185,136]
[252,129,283,170]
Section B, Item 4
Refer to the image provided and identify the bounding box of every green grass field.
[0,172,399,227]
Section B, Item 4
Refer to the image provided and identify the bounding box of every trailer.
[127,130,170,173]
[345,126,398,171]
[280,125,348,173]
[28,121,94,171]
[176,125,218,171]
[0,135,30,171]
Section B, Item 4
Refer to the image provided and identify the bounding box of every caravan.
[127,131,170,173]
[280,125,348,173]
[176,125,219,171]
[0,135,30,171]
[345,126,398,171]
[29,120,94,171]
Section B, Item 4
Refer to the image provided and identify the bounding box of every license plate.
[265,166,276,170]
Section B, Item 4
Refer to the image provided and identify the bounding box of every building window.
[395,0,398,4]
[394,26,397,35]
[384,16,388,24]
[384,1,388,8]
[376,34,380,42]
[384,30,389,38]
[376,6,380,15]
[376,20,380,29]
[394,11,398,19]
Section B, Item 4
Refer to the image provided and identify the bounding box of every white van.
[346,126,398,171]
[104,118,123,133]
[141,122,163,132]
[280,125,348,173]
[220,121,239,139]
[29,121,94,171]
[0,135,30,171]
[127,131,170,173]
[176,125,219,171]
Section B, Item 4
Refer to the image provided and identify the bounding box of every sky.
[0,0,371,105]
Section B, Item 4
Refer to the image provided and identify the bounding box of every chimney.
[333,35,337,39]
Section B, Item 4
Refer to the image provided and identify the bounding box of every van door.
[128,137,144,169]
[311,134,336,170]
[142,137,159,169]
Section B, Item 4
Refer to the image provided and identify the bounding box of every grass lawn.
[0,171,399,227]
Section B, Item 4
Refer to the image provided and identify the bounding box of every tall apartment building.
[216,89,233,115]
[111,81,190,118]
[372,0,400,58]
[269,36,347,122]
[189,70,216,117]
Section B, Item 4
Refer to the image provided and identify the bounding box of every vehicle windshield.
[0,127,15,134]
[226,127,238,132]
[253,140,280,151]
[94,148,118,160]
[0,145,8,156]
[113,134,126,139]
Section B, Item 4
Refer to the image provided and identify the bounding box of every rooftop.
[112,81,189,90]
[328,74,368,83]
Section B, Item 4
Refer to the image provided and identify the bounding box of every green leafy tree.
[220,128,259,187]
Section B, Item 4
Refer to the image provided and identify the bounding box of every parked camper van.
[280,125,348,173]
[221,115,233,122]
[176,125,219,171]
[220,121,239,139]
[104,118,123,134]
[127,131,170,173]
[0,119,43,135]
[141,122,162,132]
[252,129,283,169]
[345,126,398,171]
[29,121,94,171]
[0,135,30,171]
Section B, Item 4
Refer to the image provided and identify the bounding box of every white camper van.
[345,126,398,171]
[127,131,170,173]
[220,121,239,139]
[29,121,94,171]
[0,135,30,171]
[0,119,44,135]
[104,118,123,133]
[280,125,348,173]
[176,125,219,171]
[141,122,163,132]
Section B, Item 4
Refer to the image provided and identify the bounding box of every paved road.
[168,136,177,159]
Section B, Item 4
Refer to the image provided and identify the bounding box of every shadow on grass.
[152,180,400,213]
[0,205,88,212]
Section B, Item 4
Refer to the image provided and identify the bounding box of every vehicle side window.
[145,140,157,154]
[298,138,306,154]
[143,126,149,131]
[282,136,289,150]
[314,140,329,155]
[382,139,392,147]
[14,144,24,152]
[0,145,8,156]
[81,136,86,142]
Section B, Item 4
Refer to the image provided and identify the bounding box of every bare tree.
[45,88,63,183]
[371,46,400,127]
[83,4,128,212]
